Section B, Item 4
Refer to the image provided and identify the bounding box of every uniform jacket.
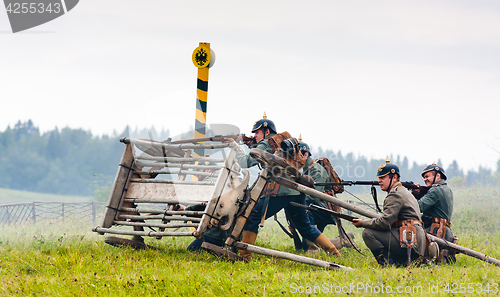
[235,132,276,168]
[361,182,422,230]
[304,157,330,209]
[418,179,453,222]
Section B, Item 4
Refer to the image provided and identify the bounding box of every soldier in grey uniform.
[352,158,426,266]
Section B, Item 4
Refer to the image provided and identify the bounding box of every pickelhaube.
[251,112,277,133]
[297,134,311,156]
[377,156,400,177]
[422,162,447,180]
[299,142,311,156]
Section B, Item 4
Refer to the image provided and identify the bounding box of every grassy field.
[1,185,499,296]
[0,188,90,205]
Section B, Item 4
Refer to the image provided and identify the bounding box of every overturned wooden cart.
[92,137,353,271]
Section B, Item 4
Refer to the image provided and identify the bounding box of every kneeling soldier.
[352,158,426,266]
[417,163,456,262]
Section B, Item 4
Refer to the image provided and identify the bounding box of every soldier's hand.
[173,204,186,211]
[352,218,363,228]
[223,138,236,143]
[243,137,257,148]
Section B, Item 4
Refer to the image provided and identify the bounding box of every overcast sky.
[1,0,499,172]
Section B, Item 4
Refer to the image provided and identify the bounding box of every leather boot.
[239,231,258,261]
[314,233,341,256]
[305,239,320,254]
[330,232,356,250]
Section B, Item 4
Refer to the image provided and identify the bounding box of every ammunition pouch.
[264,180,280,197]
[429,217,451,239]
[395,219,421,249]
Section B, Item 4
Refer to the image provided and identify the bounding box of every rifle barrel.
[290,202,358,222]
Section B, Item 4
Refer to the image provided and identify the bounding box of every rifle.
[316,180,429,200]
[170,134,256,147]
[290,202,359,222]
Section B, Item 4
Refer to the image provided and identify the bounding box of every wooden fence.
[0,202,105,225]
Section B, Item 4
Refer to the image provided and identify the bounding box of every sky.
[1,0,499,172]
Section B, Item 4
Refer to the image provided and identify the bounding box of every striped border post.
[192,42,215,158]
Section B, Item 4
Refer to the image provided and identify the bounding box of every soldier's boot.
[330,232,356,250]
[239,231,258,261]
[329,236,343,250]
[132,235,144,243]
[305,239,320,254]
[371,248,392,266]
[428,242,439,260]
[314,233,341,257]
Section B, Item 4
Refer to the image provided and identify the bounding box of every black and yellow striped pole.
[192,42,215,158]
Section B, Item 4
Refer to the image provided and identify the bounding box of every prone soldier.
[352,158,426,266]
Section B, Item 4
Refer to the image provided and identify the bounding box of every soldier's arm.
[307,164,328,193]
[235,141,272,168]
[417,187,439,213]
[360,193,402,230]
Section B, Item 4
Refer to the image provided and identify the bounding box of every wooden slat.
[125,182,215,204]
[100,143,135,229]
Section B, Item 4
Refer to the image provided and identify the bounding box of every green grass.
[0,185,500,296]
[0,188,90,205]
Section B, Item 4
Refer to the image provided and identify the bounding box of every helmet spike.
[386,156,390,164]
[263,112,267,119]
[298,133,302,141]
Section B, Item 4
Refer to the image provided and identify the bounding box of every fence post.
[92,202,96,224]
[6,206,11,224]
[32,202,36,224]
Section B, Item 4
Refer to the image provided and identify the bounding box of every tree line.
[0,120,498,197]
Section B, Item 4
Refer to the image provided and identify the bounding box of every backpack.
[312,157,344,194]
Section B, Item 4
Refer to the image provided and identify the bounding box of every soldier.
[288,141,354,252]
[352,158,426,266]
[232,115,341,260]
[416,163,455,262]
[234,112,277,168]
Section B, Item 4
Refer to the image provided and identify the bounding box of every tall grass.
[1,184,499,296]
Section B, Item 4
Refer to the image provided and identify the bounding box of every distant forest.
[0,120,499,197]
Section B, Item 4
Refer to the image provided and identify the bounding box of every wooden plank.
[125,182,214,204]
[92,227,193,237]
[100,143,135,229]
[195,145,236,236]
[177,149,192,181]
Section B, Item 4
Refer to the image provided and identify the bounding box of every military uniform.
[303,157,335,232]
[242,155,321,244]
[361,183,426,265]
[418,179,454,242]
[237,116,340,259]
[285,156,338,251]
[187,204,227,251]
